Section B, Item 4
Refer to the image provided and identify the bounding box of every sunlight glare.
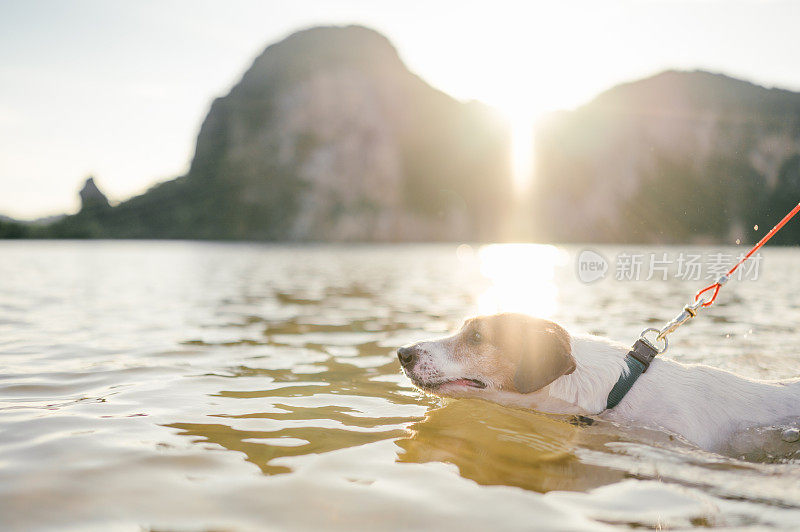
[476,244,565,318]
[509,117,534,193]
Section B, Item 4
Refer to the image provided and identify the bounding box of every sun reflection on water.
[475,243,565,318]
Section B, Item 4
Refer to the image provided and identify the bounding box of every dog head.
[398,313,576,399]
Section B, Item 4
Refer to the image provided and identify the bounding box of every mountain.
[0,215,26,238]
[42,25,512,241]
[0,213,63,238]
[9,33,800,244]
[532,70,800,244]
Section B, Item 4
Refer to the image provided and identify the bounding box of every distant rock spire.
[79,176,110,212]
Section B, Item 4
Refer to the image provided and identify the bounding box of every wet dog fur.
[398,313,800,451]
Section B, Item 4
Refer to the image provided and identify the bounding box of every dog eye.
[468,331,482,345]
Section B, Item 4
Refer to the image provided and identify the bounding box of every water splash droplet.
[781,428,800,443]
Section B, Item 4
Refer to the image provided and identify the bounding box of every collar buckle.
[628,338,658,373]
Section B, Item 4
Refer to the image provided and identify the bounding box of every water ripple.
[1,241,798,530]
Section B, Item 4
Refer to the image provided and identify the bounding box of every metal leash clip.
[657,298,704,340]
[639,274,729,354]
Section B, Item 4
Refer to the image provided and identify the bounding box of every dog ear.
[513,325,575,394]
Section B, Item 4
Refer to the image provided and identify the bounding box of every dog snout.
[397,345,418,368]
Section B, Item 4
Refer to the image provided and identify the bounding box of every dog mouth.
[413,377,487,390]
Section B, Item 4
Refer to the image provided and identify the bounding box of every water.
[1,241,799,531]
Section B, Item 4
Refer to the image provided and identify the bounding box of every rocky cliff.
[17,34,800,244]
[532,70,800,244]
[46,25,512,241]
[78,177,110,212]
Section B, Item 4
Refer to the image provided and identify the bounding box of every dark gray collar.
[605,338,659,409]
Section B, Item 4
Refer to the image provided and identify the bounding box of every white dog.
[397,313,800,452]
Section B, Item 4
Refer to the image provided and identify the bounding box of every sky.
[2,0,800,218]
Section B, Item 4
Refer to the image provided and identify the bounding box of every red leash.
[695,202,800,307]
[641,202,800,353]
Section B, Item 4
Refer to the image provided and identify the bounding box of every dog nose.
[397,346,417,368]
